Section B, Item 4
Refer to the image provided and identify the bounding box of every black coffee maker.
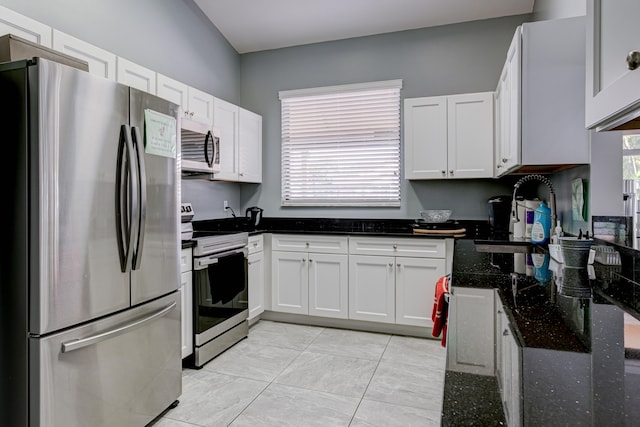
[246,206,263,229]
[488,195,512,234]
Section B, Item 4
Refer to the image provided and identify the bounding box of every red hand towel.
[432,275,450,347]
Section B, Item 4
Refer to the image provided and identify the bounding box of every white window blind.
[279,80,402,206]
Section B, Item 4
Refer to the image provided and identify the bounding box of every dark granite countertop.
[445,235,640,425]
[186,216,489,240]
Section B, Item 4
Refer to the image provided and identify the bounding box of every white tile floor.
[155,320,446,427]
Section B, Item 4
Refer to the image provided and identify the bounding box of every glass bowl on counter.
[419,209,452,223]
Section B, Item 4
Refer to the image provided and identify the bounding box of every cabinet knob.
[306,242,309,246]
[497,164,502,169]
[502,158,508,163]
[240,173,244,176]
[449,170,454,175]
[441,170,446,175]
[388,263,393,267]
[503,329,509,336]
[309,259,313,263]
[397,263,401,267]
[393,244,397,249]
[627,51,640,70]
[301,258,306,263]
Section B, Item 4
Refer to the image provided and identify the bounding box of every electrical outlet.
[223,200,229,210]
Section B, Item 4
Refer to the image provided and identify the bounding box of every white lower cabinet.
[271,235,348,319]
[495,295,522,427]
[247,235,265,320]
[180,248,193,359]
[395,257,445,326]
[446,286,495,375]
[348,236,451,327]
[348,255,396,323]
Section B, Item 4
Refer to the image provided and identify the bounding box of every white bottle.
[551,221,563,244]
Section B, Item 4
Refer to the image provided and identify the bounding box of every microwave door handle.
[131,126,147,270]
[204,130,213,167]
[116,125,136,273]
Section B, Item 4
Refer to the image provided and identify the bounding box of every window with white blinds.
[279,80,402,206]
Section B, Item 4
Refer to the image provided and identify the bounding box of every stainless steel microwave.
[180,117,221,174]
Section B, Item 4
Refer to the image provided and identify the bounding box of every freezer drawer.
[29,293,181,427]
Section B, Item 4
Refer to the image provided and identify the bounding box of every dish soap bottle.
[531,201,551,245]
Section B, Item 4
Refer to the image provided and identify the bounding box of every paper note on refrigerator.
[144,109,177,158]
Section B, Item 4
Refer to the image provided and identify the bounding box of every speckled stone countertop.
[445,236,640,425]
[187,217,490,239]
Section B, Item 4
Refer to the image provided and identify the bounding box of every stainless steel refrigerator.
[0,58,182,426]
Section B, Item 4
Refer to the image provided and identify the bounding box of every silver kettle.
[246,206,263,228]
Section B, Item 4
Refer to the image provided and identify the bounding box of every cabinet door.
[503,321,522,427]
[348,255,395,323]
[52,30,116,80]
[213,97,239,181]
[238,107,262,183]
[586,0,640,129]
[188,86,214,126]
[447,287,495,376]
[0,5,52,47]
[447,92,494,179]
[271,251,308,314]
[248,251,265,320]
[403,97,448,179]
[395,257,445,327]
[156,73,188,112]
[116,57,156,94]
[494,26,521,177]
[180,270,193,359]
[308,253,348,319]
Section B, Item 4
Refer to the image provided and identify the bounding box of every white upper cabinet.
[156,73,189,110]
[213,97,263,183]
[238,107,262,183]
[187,86,215,125]
[0,5,52,47]
[213,97,240,181]
[586,0,640,130]
[52,30,116,80]
[495,17,589,177]
[494,26,521,175]
[116,57,156,94]
[404,96,448,179]
[447,92,494,179]
[404,92,494,179]
[157,74,214,125]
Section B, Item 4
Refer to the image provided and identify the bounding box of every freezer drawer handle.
[60,302,176,353]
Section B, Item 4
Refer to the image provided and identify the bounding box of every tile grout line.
[226,322,327,425]
[347,332,393,426]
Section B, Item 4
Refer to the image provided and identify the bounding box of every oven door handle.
[193,247,247,270]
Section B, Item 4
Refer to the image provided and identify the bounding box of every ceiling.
[193,0,535,54]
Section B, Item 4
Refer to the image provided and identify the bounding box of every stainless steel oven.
[190,231,249,368]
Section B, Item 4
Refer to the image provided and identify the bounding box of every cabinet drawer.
[180,248,192,273]
[272,234,348,254]
[248,234,264,255]
[349,236,446,258]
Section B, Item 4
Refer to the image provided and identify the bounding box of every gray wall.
[532,0,586,21]
[0,0,244,221]
[240,15,530,220]
[0,0,240,102]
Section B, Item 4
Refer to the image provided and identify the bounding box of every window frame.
[278,79,402,207]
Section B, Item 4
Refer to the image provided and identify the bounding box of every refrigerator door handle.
[60,302,176,353]
[131,126,147,270]
[116,124,138,273]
